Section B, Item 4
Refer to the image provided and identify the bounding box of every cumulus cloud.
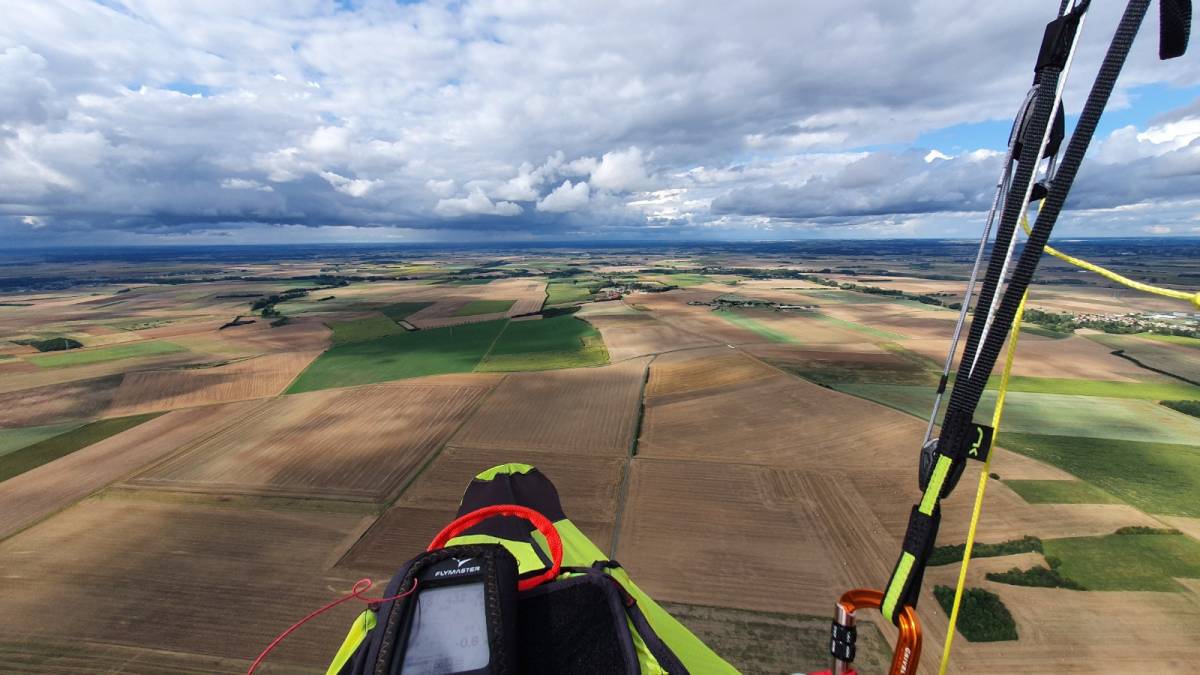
[590,147,652,193]
[435,188,522,217]
[537,180,590,212]
[0,0,1197,243]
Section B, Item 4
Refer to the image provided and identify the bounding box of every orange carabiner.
[830,589,921,675]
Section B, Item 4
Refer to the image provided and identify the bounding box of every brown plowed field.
[584,314,715,360]
[639,375,925,466]
[0,400,263,539]
[614,458,840,616]
[405,279,546,329]
[923,564,1200,673]
[0,351,202,394]
[341,448,624,574]
[646,348,781,399]
[0,496,371,669]
[901,332,1147,381]
[0,375,123,427]
[127,382,492,502]
[451,359,648,455]
[106,351,321,415]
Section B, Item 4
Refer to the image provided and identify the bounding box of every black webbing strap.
[881,0,1190,626]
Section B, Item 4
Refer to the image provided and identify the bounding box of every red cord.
[427,504,563,592]
[246,577,418,675]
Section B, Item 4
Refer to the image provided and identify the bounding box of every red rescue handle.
[427,504,563,592]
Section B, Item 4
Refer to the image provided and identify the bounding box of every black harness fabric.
[516,572,639,674]
[1160,0,1192,58]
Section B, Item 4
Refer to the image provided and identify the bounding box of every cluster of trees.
[933,586,1018,642]
[986,562,1086,590]
[17,336,83,352]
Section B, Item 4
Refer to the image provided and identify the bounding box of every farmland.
[1,241,1199,674]
[0,413,160,482]
[287,319,507,392]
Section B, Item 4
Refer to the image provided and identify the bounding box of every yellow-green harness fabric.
[325,610,376,675]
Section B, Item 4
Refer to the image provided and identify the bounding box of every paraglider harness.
[828,1,1191,674]
[330,504,687,675]
[249,2,1192,674]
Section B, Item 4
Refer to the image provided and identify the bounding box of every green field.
[1001,433,1200,517]
[833,385,1200,445]
[0,423,82,458]
[27,340,185,368]
[713,309,796,343]
[476,316,609,371]
[0,414,160,482]
[1137,333,1200,348]
[454,299,515,316]
[445,278,493,286]
[993,376,1200,400]
[380,302,432,321]
[1019,324,1072,339]
[546,281,594,305]
[1003,480,1123,505]
[792,289,887,305]
[327,315,406,345]
[656,273,710,287]
[287,319,508,393]
[810,313,907,340]
[1043,532,1200,592]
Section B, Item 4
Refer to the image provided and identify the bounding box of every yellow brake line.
[938,207,1198,673]
[1020,214,1200,309]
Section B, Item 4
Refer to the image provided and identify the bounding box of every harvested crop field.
[341,447,624,572]
[646,348,780,399]
[0,496,371,669]
[405,279,546,329]
[922,567,1200,673]
[0,401,263,539]
[584,314,714,360]
[452,358,648,455]
[128,381,493,502]
[614,458,843,615]
[837,385,1200,445]
[106,351,320,415]
[1089,333,1200,383]
[639,375,924,467]
[0,375,123,427]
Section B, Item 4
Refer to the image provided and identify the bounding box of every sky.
[1,0,1199,246]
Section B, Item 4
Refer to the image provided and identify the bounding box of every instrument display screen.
[401,582,489,674]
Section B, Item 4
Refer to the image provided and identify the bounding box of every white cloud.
[435,187,522,217]
[536,180,590,212]
[590,147,651,192]
[0,0,1197,243]
[221,178,273,192]
[319,171,379,198]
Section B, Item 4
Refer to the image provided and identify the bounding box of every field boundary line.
[0,399,272,543]
[474,318,512,370]
[609,355,654,557]
[330,374,508,570]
